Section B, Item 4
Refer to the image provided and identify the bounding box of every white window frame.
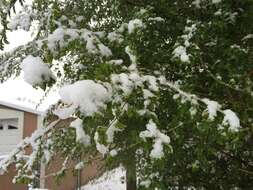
[0,108,24,142]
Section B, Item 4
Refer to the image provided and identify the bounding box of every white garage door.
[0,109,24,155]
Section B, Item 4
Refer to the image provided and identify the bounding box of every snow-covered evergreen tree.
[1,0,253,189]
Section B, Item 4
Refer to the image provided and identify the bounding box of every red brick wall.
[0,108,38,190]
[44,155,104,190]
[0,107,103,190]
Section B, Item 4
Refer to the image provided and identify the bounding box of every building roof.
[0,100,43,115]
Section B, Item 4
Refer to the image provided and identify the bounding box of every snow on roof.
[0,155,7,161]
[0,100,43,115]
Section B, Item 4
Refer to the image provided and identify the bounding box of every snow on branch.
[70,118,91,146]
[140,120,171,159]
[8,6,32,31]
[159,76,241,132]
[0,119,60,174]
[21,55,56,86]
[172,21,197,63]
[53,80,112,119]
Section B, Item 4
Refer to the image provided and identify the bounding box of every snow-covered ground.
[81,167,126,190]
[31,167,126,190]
[30,168,125,190]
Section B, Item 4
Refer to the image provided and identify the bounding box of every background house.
[0,100,42,190]
[0,101,102,190]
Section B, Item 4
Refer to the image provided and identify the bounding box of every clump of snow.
[111,73,135,95]
[143,75,159,92]
[109,149,118,157]
[242,34,253,41]
[47,27,79,50]
[21,55,55,86]
[82,30,97,53]
[189,107,197,116]
[58,80,111,117]
[98,44,112,57]
[202,98,221,120]
[76,16,84,22]
[8,12,31,31]
[94,132,109,156]
[183,23,197,43]
[108,59,123,65]
[106,120,122,143]
[148,17,165,22]
[82,30,112,57]
[140,120,170,159]
[192,0,201,8]
[128,19,144,34]
[212,0,222,4]
[108,32,123,43]
[173,23,197,63]
[125,46,137,64]
[222,109,240,132]
[140,179,152,188]
[173,45,190,63]
[70,118,90,146]
[75,161,85,170]
[143,89,154,99]
[150,139,164,159]
[42,27,113,57]
[111,72,159,101]
[53,106,76,120]
[47,27,65,50]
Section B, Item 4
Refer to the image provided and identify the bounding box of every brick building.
[0,101,102,190]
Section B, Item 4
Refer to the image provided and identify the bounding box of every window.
[0,118,18,130]
[8,125,18,130]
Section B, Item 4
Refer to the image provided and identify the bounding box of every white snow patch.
[21,55,55,86]
[53,106,76,120]
[128,19,144,34]
[140,120,170,159]
[111,73,134,95]
[242,34,253,41]
[222,109,240,132]
[58,80,111,117]
[143,75,159,92]
[108,32,123,43]
[94,132,109,156]
[75,161,85,170]
[212,0,222,4]
[70,118,91,146]
[202,98,221,120]
[192,0,201,8]
[140,179,152,188]
[109,149,118,157]
[148,17,165,22]
[8,12,31,31]
[82,167,125,190]
[108,59,123,65]
[173,46,190,63]
[98,44,112,57]
[47,27,65,50]
[106,120,122,143]
[125,46,137,64]
[47,28,79,50]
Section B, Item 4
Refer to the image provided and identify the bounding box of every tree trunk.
[126,153,137,190]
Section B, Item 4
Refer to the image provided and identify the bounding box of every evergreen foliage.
[0,0,253,189]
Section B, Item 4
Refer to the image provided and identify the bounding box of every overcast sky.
[0,29,59,111]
